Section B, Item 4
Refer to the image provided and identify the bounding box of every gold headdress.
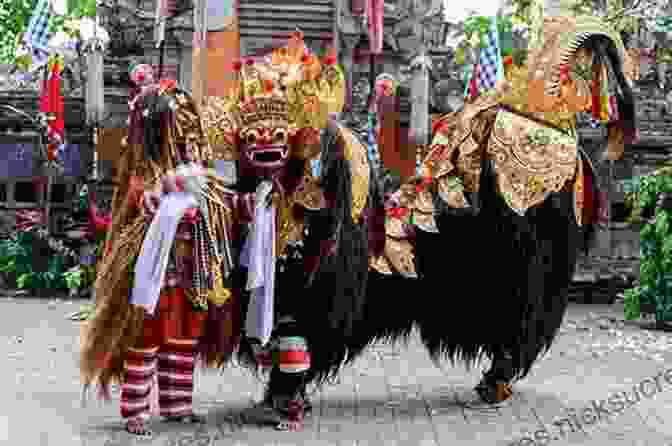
[498,0,632,131]
[205,31,346,161]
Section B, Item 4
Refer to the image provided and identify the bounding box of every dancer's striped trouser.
[120,288,205,420]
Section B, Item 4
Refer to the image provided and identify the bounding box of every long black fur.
[294,120,372,383]
[281,121,585,388]
[411,157,583,380]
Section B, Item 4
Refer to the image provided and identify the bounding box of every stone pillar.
[206,27,240,97]
[206,0,239,97]
[191,0,209,104]
[173,29,194,90]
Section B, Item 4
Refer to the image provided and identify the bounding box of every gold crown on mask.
[204,31,346,161]
[236,31,344,127]
[238,96,289,128]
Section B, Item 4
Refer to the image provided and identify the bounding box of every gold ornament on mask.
[209,31,346,162]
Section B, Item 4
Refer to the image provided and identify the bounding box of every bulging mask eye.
[243,130,258,146]
[273,128,287,144]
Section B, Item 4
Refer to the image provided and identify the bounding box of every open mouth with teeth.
[246,145,289,167]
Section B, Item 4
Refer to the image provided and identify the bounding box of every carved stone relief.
[430,77,464,113]
[390,0,444,58]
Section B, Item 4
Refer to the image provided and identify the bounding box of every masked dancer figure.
[205,33,386,430]
[80,64,240,437]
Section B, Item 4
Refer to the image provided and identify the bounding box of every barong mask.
[521,11,637,158]
[205,31,346,185]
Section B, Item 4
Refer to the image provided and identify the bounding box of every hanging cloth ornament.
[84,19,108,126]
[240,181,277,347]
[85,50,105,125]
[154,0,168,47]
[366,0,384,54]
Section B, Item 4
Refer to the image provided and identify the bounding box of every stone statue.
[430,78,465,113]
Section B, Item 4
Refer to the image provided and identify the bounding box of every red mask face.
[239,122,290,180]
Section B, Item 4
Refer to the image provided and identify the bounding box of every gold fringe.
[81,217,147,388]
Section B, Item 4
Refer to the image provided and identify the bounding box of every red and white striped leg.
[157,339,198,419]
[120,347,159,420]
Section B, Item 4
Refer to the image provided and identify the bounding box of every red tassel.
[591,63,601,121]
[39,74,50,114]
[469,64,479,100]
[583,162,595,226]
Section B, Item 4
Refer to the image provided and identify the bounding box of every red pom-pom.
[47,144,58,161]
[159,79,177,92]
[174,175,185,192]
[162,174,177,193]
[182,207,199,224]
[232,60,242,71]
[325,56,336,66]
[301,54,310,63]
[387,207,410,219]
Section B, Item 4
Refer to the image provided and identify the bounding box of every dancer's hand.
[142,190,161,216]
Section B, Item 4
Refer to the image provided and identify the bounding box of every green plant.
[0,237,21,276]
[0,230,73,292]
[462,15,515,52]
[625,168,672,323]
[78,264,97,289]
[16,271,35,289]
[657,47,672,64]
[73,302,96,321]
[0,232,34,280]
[510,0,532,25]
[16,256,67,290]
[623,287,641,320]
[623,177,642,224]
[63,265,83,292]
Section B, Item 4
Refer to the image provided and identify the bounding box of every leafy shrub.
[0,231,70,292]
[625,168,672,323]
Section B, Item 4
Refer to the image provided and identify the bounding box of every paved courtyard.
[1,297,672,446]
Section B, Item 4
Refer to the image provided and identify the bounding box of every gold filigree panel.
[487,110,577,215]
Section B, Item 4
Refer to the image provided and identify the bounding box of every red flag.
[40,61,64,144]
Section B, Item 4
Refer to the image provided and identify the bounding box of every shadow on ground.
[77,387,569,446]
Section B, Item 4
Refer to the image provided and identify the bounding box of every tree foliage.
[0,0,96,65]
[507,0,670,33]
[0,0,36,64]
